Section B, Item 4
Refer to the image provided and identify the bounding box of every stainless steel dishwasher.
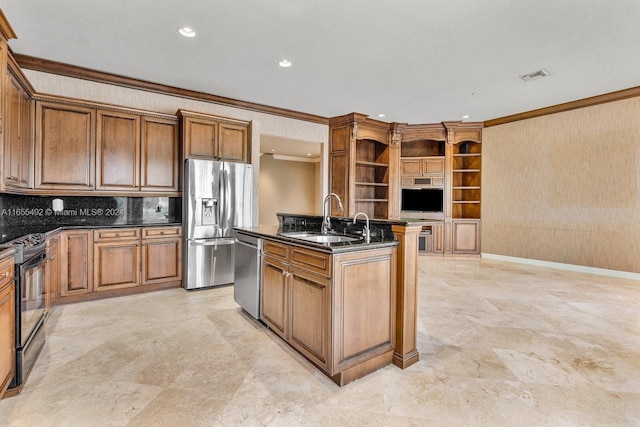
[234,233,263,319]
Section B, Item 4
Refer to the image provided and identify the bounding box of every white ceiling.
[2,0,640,125]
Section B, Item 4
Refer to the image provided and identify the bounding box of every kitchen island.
[236,213,421,386]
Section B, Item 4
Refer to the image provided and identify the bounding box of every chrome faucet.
[353,212,370,243]
[321,193,344,234]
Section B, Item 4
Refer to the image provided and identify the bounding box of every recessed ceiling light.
[178,27,196,38]
[378,113,386,118]
[462,115,470,120]
[279,59,292,68]
[306,153,311,156]
[271,149,276,152]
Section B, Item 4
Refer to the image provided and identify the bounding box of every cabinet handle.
[2,271,9,278]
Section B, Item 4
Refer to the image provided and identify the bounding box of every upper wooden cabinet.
[96,110,179,193]
[141,116,179,192]
[34,101,95,190]
[4,59,34,190]
[328,113,397,219]
[33,97,179,195]
[96,110,140,191]
[177,110,250,163]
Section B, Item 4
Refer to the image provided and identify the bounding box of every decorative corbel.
[390,129,401,147]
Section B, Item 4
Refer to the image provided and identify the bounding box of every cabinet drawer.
[263,239,289,261]
[94,228,140,241]
[0,256,14,287]
[142,226,181,240]
[290,247,331,278]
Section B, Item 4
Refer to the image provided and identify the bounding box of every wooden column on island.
[391,223,421,368]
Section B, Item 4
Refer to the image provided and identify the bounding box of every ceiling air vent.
[519,68,550,82]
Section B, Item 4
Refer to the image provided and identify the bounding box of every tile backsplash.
[0,194,181,227]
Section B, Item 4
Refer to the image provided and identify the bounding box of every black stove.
[8,233,47,264]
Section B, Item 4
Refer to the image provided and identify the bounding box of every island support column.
[391,224,421,369]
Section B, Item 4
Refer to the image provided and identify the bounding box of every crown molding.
[484,85,640,127]
[14,53,329,126]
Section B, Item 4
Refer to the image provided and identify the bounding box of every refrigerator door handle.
[189,239,235,246]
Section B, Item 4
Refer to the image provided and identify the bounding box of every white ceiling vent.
[519,68,550,82]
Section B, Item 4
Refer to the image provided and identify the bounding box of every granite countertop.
[235,225,398,254]
[0,222,182,245]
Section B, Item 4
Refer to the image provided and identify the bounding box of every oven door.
[18,251,47,347]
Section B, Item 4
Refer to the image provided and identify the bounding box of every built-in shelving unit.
[451,141,481,219]
[329,113,395,219]
[354,138,390,218]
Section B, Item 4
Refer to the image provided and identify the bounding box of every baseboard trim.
[481,253,640,281]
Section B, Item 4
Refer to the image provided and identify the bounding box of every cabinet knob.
[2,271,9,278]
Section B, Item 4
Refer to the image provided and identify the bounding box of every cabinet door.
[218,122,248,162]
[289,267,331,370]
[332,248,396,373]
[60,230,94,296]
[141,117,179,192]
[94,241,139,291]
[400,159,421,176]
[0,280,15,399]
[4,75,21,185]
[4,73,32,189]
[35,102,95,190]
[141,237,181,285]
[45,238,60,313]
[261,256,288,339]
[96,110,140,191]
[183,116,217,159]
[422,158,444,176]
[451,219,480,254]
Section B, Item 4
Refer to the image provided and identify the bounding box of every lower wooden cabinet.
[94,240,140,291]
[141,236,181,286]
[288,266,331,370]
[93,226,182,292]
[60,230,94,296]
[260,238,396,385]
[450,219,480,254]
[45,236,61,313]
[56,226,181,301]
[0,255,16,399]
[261,256,288,339]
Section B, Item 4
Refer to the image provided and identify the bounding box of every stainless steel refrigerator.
[183,159,253,290]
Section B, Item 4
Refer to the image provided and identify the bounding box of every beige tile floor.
[1,257,639,426]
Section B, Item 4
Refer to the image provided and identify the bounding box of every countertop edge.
[235,227,399,254]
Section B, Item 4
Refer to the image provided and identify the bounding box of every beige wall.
[259,154,319,225]
[482,97,640,273]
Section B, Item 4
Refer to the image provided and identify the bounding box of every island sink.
[279,232,362,244]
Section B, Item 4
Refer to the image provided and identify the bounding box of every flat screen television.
[401,188,443,212]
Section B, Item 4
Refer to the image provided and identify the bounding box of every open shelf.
[452,140,481,219]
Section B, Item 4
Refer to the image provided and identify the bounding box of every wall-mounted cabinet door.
[182,116,217,159]
[35,102,95,190]
[96,110,140,191]
[4,69,33,189]
[218,122,248,162]
[141,117,179,192]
